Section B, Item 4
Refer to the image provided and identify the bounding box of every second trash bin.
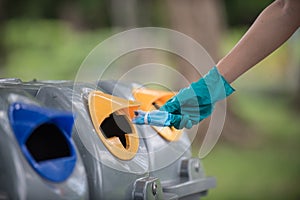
[99,80,216,199]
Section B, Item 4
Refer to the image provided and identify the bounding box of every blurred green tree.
[0,0,5,68]
[224,0,273,27]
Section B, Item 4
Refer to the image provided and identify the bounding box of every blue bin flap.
[8,102,77,182]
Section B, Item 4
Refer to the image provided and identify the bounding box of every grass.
[203,146,300,199]
[200,92,300,200]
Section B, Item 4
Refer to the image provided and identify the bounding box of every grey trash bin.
[0,78,216,200]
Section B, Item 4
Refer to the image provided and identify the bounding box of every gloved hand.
[132,66,235,129]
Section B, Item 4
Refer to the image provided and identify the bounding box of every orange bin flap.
[88,91,140,160]
[132,88,182,142]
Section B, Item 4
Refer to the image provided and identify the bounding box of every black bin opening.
[26,123,71,162]
[100,113,132,148]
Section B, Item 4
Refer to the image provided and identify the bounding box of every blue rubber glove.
[160,66,235,129]
[132,66,235,129]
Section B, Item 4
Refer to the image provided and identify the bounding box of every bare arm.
[217,0,300,83]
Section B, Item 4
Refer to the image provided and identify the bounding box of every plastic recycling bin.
[0,78,216,200]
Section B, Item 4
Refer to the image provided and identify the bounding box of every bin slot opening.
[100,113,132,148]
[25,123,71,162]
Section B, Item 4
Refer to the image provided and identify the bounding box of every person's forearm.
[217,0,300,83]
